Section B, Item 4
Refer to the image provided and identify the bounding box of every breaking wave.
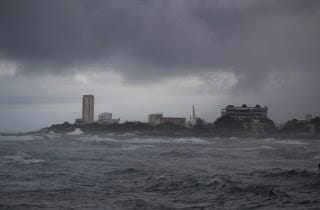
[312,154,320,159]
[120,137,209,145]
[1,152,45,165]
[78,135,118,143]
[274,139,307,145]
[67,128,83,135]
[120,145,154,150]
[252,168,320,179]
[213,145,272,151]
[77,135,209,145]
[1,135,320,209]
[0,135,42,142]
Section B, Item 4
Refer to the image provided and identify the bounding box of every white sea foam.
[67,128,83,135]
[312,154,320,159]
[116,132,136,137]
[120,145,154,150]
[75,135,209,145]
[1,151,45,165]
[0,135,42,142]
[44,133,61,140]
[126,137,209,144]
[42,131,62,140]
[174,137,209,144]
[78,135,118,143]
[275,140,306,145]
[213,145,272,151]
[263,138,276,141]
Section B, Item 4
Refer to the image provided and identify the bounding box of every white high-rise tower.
[82,95,94,123]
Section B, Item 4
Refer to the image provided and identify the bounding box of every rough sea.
[0,133,319,209]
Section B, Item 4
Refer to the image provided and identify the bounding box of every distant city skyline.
[0,0,319,132]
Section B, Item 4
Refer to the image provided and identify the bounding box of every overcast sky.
[0,0,319,132]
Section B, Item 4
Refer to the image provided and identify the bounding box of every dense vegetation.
[281,117,320,133]
[43,116,320,137]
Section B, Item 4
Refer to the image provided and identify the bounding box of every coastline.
[27,122,320,140]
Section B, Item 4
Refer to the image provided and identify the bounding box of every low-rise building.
[161,117,186,127]
[98,112,120,124]
[298,114,313,123]
[221,104,268,120]
[148,113,186,127]
[148,113,163,125]
[297,114,315,133]
[75,118,83,125]
[98,112,112,122]
[305,114,312,121]
[243,119,267,133]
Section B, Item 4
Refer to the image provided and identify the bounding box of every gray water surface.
[0,134,319,209]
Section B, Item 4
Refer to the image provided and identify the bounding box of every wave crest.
[1,151,45,165]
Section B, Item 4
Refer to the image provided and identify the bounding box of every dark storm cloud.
[0,0,319,85]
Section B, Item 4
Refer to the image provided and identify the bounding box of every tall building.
[82,95,94,123]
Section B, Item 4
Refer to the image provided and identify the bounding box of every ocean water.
[0,134,319,209]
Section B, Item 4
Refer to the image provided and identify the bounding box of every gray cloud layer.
[0,0,319,132]
[1,0,319,86]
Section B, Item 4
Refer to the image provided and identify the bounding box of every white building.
[82,95,94,123]
[99,112,112,121]
[98,112,120,124]
[221,104,268,120]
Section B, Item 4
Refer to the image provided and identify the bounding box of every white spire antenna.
[192,104,196,126]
